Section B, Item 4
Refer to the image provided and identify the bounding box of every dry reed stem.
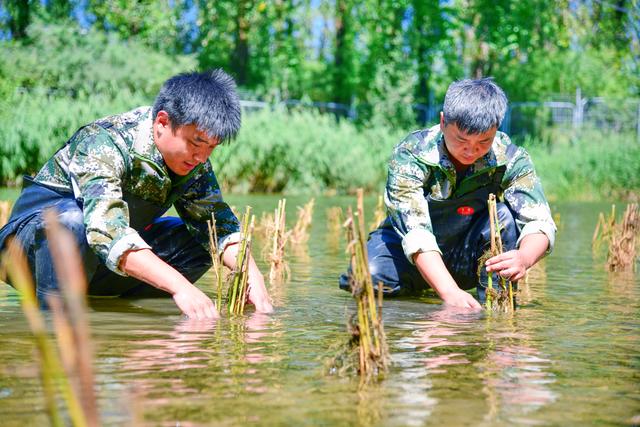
[369,195,386,232]
[326,206,343,235]
[290,198,315,245]
[228,207,255,315]
[606,203,639,272]
[0,200,11,228]
[1,238,86,427]
[327,189,389,384]
[482,194,514,313]
[268,199,290,285]
[255,211,274,242]
[44,210,99,427]
[592,205,616,254]
[207,214,226,312]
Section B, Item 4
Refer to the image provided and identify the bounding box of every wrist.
[434,282,462,301]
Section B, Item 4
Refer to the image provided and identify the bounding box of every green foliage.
[0,21,196,99]
[530,132,640,202]
[211,108,405,194]
[0,90,149,183]
[0,21,196,183]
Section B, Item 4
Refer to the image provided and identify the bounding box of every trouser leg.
[88,216,212,298]
[338,226,430,296]
[12,199,98,307]
[338,203,519,301]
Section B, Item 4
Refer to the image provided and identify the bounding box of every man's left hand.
[485,249,529,282]
[247,271,274,313]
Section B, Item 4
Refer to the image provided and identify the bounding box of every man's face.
[154,111,220,176]
[440,113,497,170]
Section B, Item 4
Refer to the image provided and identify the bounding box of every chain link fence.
[241,89,640,143]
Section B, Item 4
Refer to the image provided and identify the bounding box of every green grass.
[530,131,640,202]
[1,94,637,201]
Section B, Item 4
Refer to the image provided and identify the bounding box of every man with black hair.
[0,69,272,318]
[340,78,556,308]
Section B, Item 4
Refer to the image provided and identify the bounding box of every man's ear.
[155,110,170,127]
[439,111,445,131]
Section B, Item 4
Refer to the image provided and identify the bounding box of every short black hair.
[152,69,241,144]
[442,78,508,134]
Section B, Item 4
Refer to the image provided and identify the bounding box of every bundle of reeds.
[254,211,275,242]
[606,203,639,272]
[290,198,314,245]
[267,199,290,285]
[1,210,99,426]
[207,214,226,312]
[327,189,389,384]
[479,194,515,313]
[592,205,616,254]
[326,206,344,235]
[369,195,386,232]
[227,207,256,315]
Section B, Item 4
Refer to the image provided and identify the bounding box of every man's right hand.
[440,287,482,309]
[414,251,482,310]
[172,284,219,320]
[120,248,220,319]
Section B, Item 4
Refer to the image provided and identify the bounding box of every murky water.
[0,194,638,426]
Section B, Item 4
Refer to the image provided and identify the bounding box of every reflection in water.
[478,317,557,425]
[0,199,638,425]
[392,305,556,425]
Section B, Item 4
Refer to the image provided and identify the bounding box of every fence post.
[573,87,584,131]
[637,100,640,144]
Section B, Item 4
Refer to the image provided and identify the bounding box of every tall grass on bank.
[529,132,640,202]
[2,91,639,200]
[211,109,405,194]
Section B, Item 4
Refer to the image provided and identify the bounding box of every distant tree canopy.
[1,0,638,129]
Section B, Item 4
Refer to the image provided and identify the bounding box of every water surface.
[0,195,638,426]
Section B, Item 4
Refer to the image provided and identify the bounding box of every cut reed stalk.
[0,200,11,228]
[44,210,99,427]
[1,238,86,427]
[326,206,344,235]
[481,194,515,313]
[228,207,255,315]
[327,189,389,384]
[290,198,314,245]
[369,195,386,232]
[268,198,290,285]
[606,203,639,272]
[207,214,225,311]
[592,205,616,254]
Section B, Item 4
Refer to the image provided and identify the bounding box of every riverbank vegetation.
[1,5,638,200]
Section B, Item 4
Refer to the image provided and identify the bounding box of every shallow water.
[0,195,638,426]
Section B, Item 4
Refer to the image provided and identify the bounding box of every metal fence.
[240,89,640,143]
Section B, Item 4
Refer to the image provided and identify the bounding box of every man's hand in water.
[222,243,273,313]
[172,283,220,319]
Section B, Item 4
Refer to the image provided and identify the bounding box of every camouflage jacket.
[35,107,239,275]
[385,124,556,263]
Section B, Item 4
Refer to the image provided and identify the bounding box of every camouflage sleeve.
[68,126,151,275]
[502,145,556,253]
[385,134,441,264]
[174,161,240,254]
